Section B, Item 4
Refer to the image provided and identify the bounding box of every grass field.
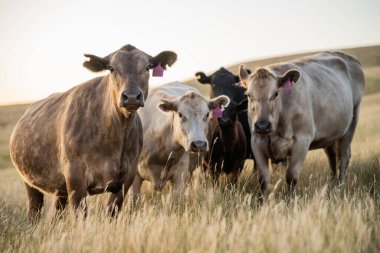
[0,47,379,252]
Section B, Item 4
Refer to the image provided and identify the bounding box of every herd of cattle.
[9,44,365,219]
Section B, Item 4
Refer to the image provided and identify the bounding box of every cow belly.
[310,126,350,149]
[86,159,125,194]
[311,106,353,149]
[18,165,67,195]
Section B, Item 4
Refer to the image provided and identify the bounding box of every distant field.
[0,46,379,253]
[0,104,29,169]
[186,45,380,96]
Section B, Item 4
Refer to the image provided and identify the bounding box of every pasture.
[0,46,380,252]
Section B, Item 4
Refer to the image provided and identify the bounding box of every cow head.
[239,65,300,135]
[158,91,230,152]
[195,67,248,100]
[83,45,177,115]
[218,99,248,129]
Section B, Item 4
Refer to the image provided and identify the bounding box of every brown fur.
[10,45,177,219]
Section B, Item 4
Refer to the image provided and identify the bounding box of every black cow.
[196,67,253,159]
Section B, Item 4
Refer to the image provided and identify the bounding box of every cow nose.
[254,121,272,134]
[190,140,207,152]
[120,90,144,111]
[218,118,231,126]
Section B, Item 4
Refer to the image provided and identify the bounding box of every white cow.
[133,82,229,200]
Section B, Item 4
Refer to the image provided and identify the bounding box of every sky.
[0,0,379,104]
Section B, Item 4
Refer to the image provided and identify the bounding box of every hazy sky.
[0,0,379,104]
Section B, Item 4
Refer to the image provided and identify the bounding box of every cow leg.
[131,174,143,205]
[170,172,187,201]
[64,164,87,213]
[107,171,136,216]
[24,182,44,221]
[54,195,68,213]
[286,140,310,192]
[336,109,359,183]
[230,171,239,185]
[324,144,337,180]
[210,161,222,185]
[252,145,270,204]
[229,161,243,185]
[171,157,189,200]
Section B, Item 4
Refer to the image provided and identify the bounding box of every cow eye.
[146,63,153,71]
[178,112,186,122]
[271,91,279,101]
[204,112,209,121]
[107,65,114,72]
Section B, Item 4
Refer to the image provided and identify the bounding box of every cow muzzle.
[190,140,208,152]
[219,117,232,126]
[119,90,144,111]
[254,121,272,135]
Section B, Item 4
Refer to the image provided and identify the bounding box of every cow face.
[218,99,248,128]
[158,92,229,152]
[83,45,177,115]
[196,67,247,100]
[239,65,300,135]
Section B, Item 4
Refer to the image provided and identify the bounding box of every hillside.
[185,45,380,96]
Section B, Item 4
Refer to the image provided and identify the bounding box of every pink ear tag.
[283,79,292,91]
[152,64,164,77]
[212,107,223,118]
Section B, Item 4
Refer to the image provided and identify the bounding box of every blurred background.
[0,0,379,104]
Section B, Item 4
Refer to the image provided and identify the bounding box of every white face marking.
[174,97,210,152]
[247,77,280,133]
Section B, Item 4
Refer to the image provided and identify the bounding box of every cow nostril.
[255,121,271,133]
[122,92,129,100]
[136,92,142,100]
[190,141,207,152]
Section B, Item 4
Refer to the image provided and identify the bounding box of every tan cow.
[133,82,229,200]
[10,45,177,219]
[239,51,364,202]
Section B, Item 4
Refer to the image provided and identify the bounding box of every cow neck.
[219,122,239,152]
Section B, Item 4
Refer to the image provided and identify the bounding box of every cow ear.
[235,69,251,83]
[278,69,301,88]
[236,99,248,113]
[158,99,178,112]
[151,51,177,70]
[208,95,230,110]
[83,54,110,72]
[239,65,250,88]
[195,72,211,84]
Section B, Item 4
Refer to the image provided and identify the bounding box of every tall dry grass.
[0,93,379,253]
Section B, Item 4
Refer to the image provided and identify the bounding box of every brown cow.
[202,100,248,184]
[239,51,364,202]
[9,44,177,219]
